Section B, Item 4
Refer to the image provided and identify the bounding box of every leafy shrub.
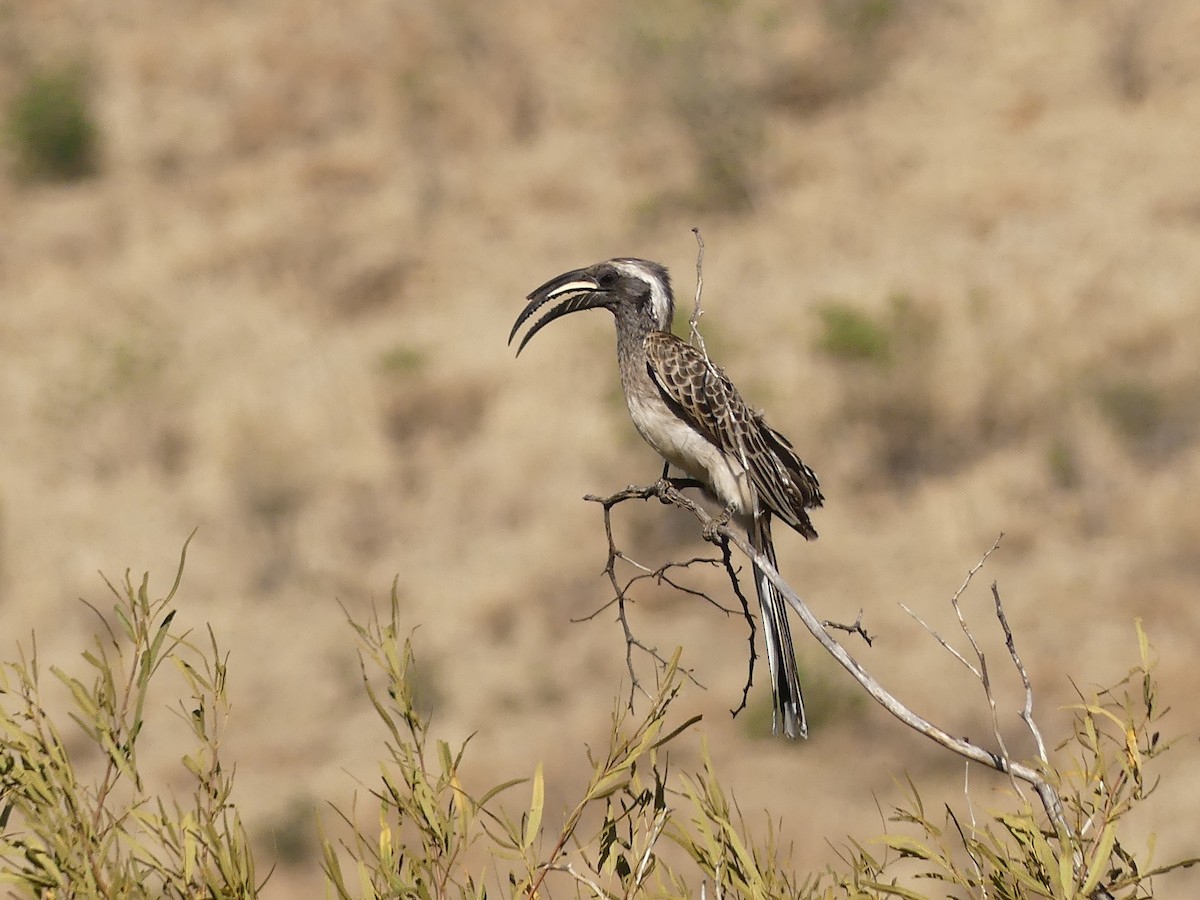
[1095,378,1164,444]
[816,295,954,482]
[2,541,1196,897]
[5,63,99,181]
[619,0,764,216]
[822,0,902,45]
[1047,435,1081,489]
[815,303,892,365]
[0,537,256,896]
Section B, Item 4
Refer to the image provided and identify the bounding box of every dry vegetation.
[2,0,1199,895]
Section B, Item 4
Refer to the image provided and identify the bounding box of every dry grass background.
[2,0,1200,895]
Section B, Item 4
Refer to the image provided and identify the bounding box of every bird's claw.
[653,478,675,504]
[702,505,734,542]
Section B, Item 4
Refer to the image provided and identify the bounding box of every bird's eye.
[597,269,619,289]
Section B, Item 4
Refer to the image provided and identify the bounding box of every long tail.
[750,515,807,739]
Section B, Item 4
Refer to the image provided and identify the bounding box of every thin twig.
[544,862,613,899]
[718,534,757,720]
[689,227,707,353]
[586,485,677,706]
[992,577,1081,871]
[946,536,1024,801]
[947,802,987,898]
[581,486,708,707]
[657,558,741,615]
[992,581,1050,768]
[959,762,987,898]
[633,807,669,890]
[903,534,1003,676]
[821,609,875,646]
[899,602,979,677]
[684,232,752,501]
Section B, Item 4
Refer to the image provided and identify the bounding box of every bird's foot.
[652,477,674,504]
[702,504,735,542]
[653,476,705,503]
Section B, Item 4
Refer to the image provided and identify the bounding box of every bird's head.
[509,258,674,355]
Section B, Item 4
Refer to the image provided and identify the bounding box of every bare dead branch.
[656,558,741,616]
[747,526,1069,839]
[717,533,757,720]
[821,609,875,646]
[949,537,999,677]
[945,536,1025,801]
[582,485,687,706]
[587,479,1072,843]
[898,536,1031,801]
[993,580,1051,768]
[902,535,1004,677]
[544,862,611,899]
[584,485,756,718]
[899,602,980,677]
[689,227,707,353]
[581,486,719,707]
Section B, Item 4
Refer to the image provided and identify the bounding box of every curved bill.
[509,269,609,355]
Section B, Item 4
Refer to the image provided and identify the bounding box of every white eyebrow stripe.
[612,260,655,281]
[612,260,672,329]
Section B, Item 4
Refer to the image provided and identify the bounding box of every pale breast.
[624,390,755,516]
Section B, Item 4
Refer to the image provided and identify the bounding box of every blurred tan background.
[2,0,1199,895]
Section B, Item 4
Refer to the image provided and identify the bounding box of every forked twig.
[717,533,757,719]
[822,609,875,646]
[583,482,760,719]
[905,535,1027,799]
[993,580,1051,768]
[583,485,691,704]
[949,538,1018,789]
[899,603,979,677]
[582,485,737,707]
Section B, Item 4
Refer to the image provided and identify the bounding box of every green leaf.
[1135,617,1150,669]
[590,770,630,801]
[880,835,939,862]
[1081,823,1116,896]
[1057,844,1075,899]
[523,761,544,852]
[721,820,764,892]
[649,713,703,752]
[478,777,528,809]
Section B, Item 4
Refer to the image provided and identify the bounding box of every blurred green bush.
[6,63,99,181]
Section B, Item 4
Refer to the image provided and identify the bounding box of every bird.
[509,258,823,739]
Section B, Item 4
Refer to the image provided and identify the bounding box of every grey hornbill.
[510,258,823,739]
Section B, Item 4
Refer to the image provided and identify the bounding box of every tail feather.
[750,515,807,739]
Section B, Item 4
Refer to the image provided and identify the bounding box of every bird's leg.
[702,502,735,542]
